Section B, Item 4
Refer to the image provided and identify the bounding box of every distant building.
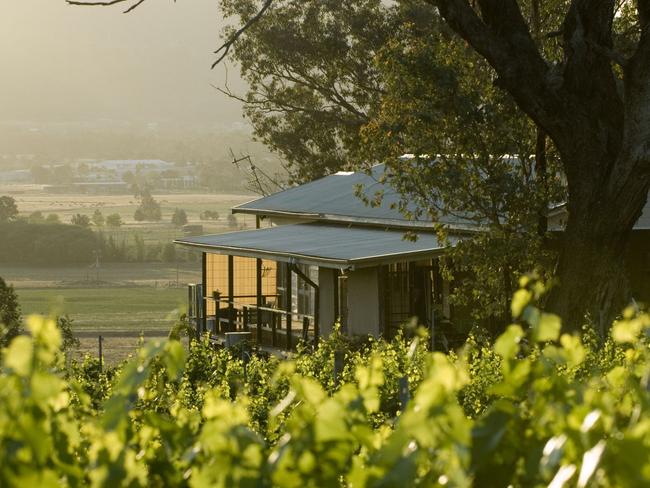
[160,175,198,190]
[91,159,175,178]
[44,182,130,194]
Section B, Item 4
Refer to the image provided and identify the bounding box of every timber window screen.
[205,254,277,315]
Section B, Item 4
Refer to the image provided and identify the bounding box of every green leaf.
[532,313,561,343]
[494,325,524,359]
[511,289,532,318]
[4,336,33,376]
[163,340,187,380]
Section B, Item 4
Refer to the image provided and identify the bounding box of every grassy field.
[14,285,192,365]
[3,262,201,288]
[16,287,188,332]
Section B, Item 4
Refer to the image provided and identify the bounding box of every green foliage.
[46,213,60,224]
[171,208,188,227]
[28,211,45,224]
[199,210,219,221]
[357,6,566,323]
[220,1,567,325]
[92,209,105,227]
[133,234,146,262]
[0,221,96,265]
[219,0,391,182]
[0,277,22,348]
[71,213,91,228]
[1,284,650,486]
[161,243,177,263]
[105,213,122,228]
[56,314,80,354]
[0,195,18,223]
[133,189,162,222]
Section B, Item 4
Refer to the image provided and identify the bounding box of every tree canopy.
[0,196,18,223]
[0,277,22,347]
[214,0,649,328]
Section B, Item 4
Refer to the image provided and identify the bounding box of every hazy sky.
[0,0,247,126]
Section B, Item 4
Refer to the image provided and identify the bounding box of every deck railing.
[198,294,317,350]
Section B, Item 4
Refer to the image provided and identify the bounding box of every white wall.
[346,267,380,336]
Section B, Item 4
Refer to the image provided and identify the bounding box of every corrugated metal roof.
[175,223,457,269]
[233,164,477,230]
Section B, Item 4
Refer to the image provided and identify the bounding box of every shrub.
[71,213,91,228]
[106,213,122,228]
[0,277,22,347]
[171,208,188,227]
[0,221,96,264]
[1,282,649,486]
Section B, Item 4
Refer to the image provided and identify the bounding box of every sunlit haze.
[0,0,246,127]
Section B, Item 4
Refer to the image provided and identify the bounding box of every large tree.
[421,0,650,329]
[218,0,649,328]
[217,0,392,183]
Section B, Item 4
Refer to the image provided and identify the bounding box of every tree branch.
[428,0,565,135]
[66,0,148,14]
[212,0,274,69]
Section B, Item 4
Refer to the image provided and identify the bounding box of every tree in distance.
[171,208,188,227]
[161,242,177,262]
[199,210,220,221]
[92,209,105,227]
[71,214,91,228]
[46,213,60,224]
[28,211,45,224]
[106,213,122,228]
[0,277,22,348]
[0,196,18,223]
[133,188,162,222]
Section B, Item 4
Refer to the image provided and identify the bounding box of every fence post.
[243,305,249,332]
[333,350,344,387]
[271,313,277,348]
[285,264,292,351]
[302,316,309,342]
[214,297,221,335]
[430,309,435,351]
[257,297,263,345]
[98,335,104,373]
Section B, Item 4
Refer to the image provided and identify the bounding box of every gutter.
[174,239,451,271]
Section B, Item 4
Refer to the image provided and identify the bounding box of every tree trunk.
[547,219,630,335]
[546,148,649,333]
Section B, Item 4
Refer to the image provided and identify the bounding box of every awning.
[175,223,456,270]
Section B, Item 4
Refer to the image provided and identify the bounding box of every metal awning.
[175,223,457,270]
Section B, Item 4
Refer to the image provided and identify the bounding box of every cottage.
[175,164,479,350]
[175,164,650,351]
